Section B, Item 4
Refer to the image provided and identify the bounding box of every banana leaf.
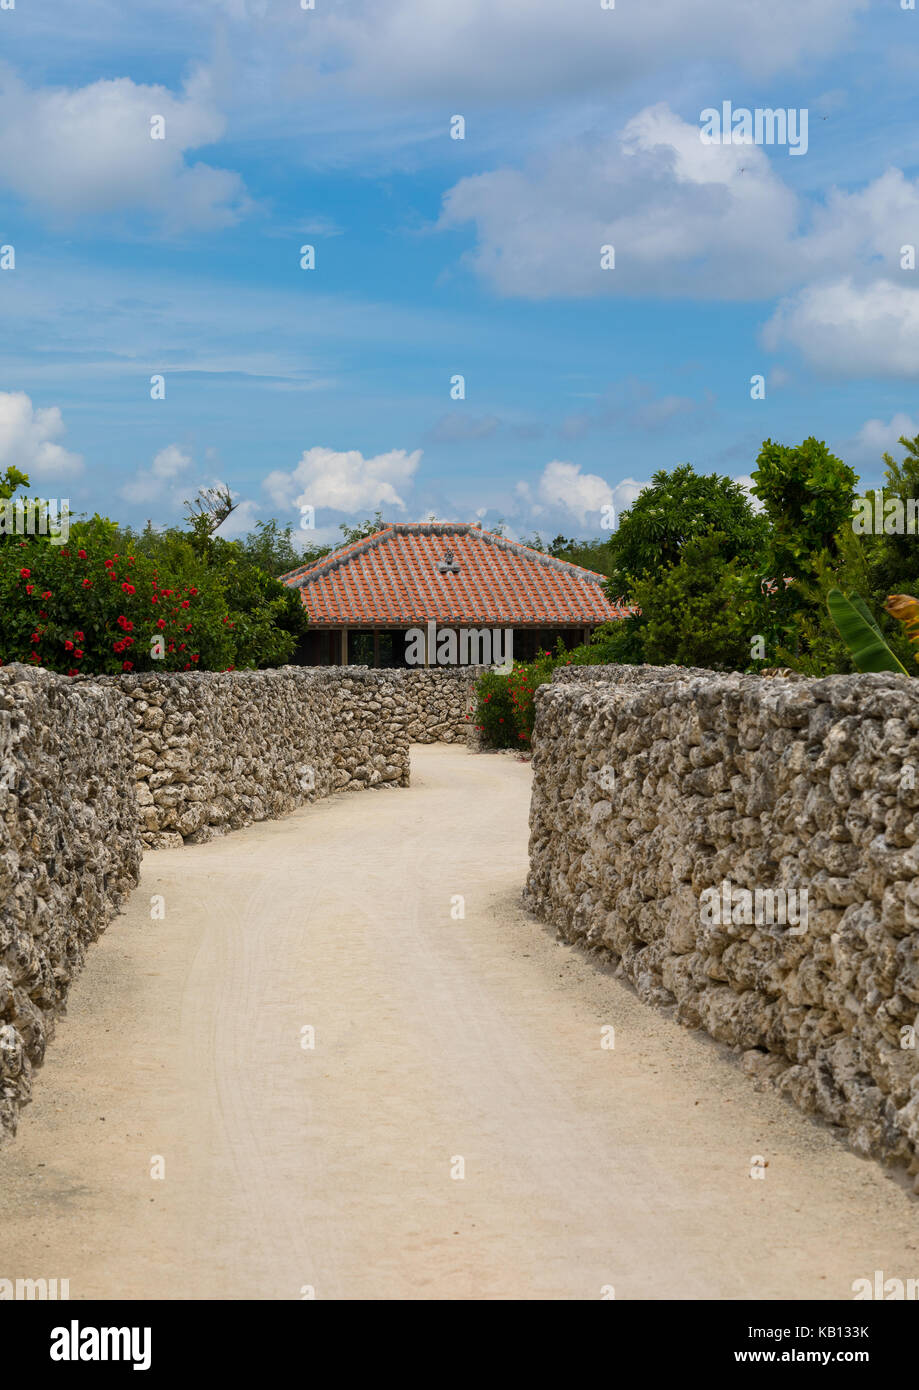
[849,592,884,639]
[827,588,908,674]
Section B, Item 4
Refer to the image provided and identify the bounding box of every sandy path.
[2,744,919,1300]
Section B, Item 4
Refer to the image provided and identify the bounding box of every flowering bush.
[473,631,627,748]
[0,513,308,674]
[474,648,560,747]
[473,666,518,747]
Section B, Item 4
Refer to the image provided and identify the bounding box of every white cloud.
[536,460,614,526]
[763,279,919,377]
[0,64,247,230]
[291,0,867,102]
[263,445,422,515]
[152,444,193,480]
[121,444,193,504]
[509,465,647,535]
[844,413,919,467]
[438,105,919,303]
[0,391,82,479]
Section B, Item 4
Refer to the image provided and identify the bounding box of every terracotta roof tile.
[280,522,625,627]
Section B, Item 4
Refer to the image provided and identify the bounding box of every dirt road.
[2,745,918,1299]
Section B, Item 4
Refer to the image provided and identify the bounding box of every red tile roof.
[280,522,625,627]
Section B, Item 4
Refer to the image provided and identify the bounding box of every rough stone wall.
[551,662,717,685]
[525,667,919,1172]
[0,662,478,1137]
[104,667,413,849]
[103,666,478,849]
[393,668,481,743]
[0,667,141,1141]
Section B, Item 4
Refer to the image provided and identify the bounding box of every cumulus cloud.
[0,65,247,230]
[263,446,422,515]
[0,391,82,478]
[843,413,919,468]
[438,104,919,304]
[512,463,646,535]
[535,460,614,525]
[762,279,919,377]
[120,444,193,504]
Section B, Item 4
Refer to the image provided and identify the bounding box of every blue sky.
[1,0,917,549]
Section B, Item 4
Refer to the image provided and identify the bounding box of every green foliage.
[474,628,640,747]
[182,484,238,562]
[631,532,754,670]
[745,438,860,672]
[0,510,310,675]
[524,532,614,576]
[751,437,857,580]
[604,463,767,603]
[0,466,29,502]
[338,511,388,545]
[238,518,330,577]
[473,665,520,747]
[826,588,907,674]
[866,434,919,599]
[572,619,644,664]
[0,521,232,674]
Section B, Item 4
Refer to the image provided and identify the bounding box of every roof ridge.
[471,527,610,584]
[281,520,610,588]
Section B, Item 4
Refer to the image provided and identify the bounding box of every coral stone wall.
[0,662,484,1139]
[394,667,480,743]
[0,667,141,1141]
[2,663,456,1138]
[105,667,413,849]
[525,665,919,1170]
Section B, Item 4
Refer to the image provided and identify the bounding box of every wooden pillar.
[583,627,591,645]
[373,631,380,668]
[341,627,348,665]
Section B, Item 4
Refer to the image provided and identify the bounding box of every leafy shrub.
[631,532,754,670]
[473,666,519,747]
[0,513,309,675]
[474,639,607,748]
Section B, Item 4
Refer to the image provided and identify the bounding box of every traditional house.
[280,521,625,667]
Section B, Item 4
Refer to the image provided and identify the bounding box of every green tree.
[183,485,238,562]
[605,464,767,603]
[751,437,857,581]
[866,433,919,599]
[339,511,388,545]
[748,437,859,670]
[541,533,614,575]
[0,465,29,501]
[238,518,329,577]
[631,532,754,670]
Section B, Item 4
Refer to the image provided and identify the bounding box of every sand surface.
[2,744,918,1300]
